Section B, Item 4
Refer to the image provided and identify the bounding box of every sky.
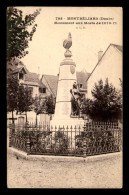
[17,7,122,76]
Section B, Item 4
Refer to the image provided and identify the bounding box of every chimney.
[98,50,103,61]
[37,66,41,79]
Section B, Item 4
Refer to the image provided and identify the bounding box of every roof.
[38,79,46,88]
[24,72,46,88]
[43,71,90,97]
[43,75,58,97]
[22,81,40,86]
[24,72,39,83]
[76,71,90,89]
[111,44,123,52]
[12,67,27,74]
[9,63,46,87]
[86,43,123,82]
[7,58,24,67]
[7,58,29,75]
[8,58,89,92]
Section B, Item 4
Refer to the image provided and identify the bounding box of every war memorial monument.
[50,33,84,130]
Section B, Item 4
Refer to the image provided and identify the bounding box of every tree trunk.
[26,112,27,122]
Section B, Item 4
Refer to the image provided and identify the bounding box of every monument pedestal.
[50,116,84,130]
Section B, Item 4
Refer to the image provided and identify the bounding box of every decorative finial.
[63,33,72,57]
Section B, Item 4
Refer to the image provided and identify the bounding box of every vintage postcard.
[7,7,123,188]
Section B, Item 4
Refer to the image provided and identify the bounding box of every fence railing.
[82,122,122,156]
[9,122,122,157]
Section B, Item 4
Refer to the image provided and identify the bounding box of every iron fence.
[9,122,122,157]
[80,122,122,156]
[9,130,27,152]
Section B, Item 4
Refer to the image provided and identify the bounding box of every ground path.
[7,149,122,188]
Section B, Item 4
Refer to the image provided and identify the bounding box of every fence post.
[25,121,29,131]
[9,123,12,147]
[25,121,30,154]
[11,123,15,133]
[26,133,30,155]
[83,136,87,160]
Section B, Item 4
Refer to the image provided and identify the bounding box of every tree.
[17,85,34,122]
[32,95,46,125]
[7,74,35,123]
[32,95,55,125]
[6,7,41,123]
[82,78,122,121]
[7,74,19,124]
[7,7,41,62]
[45,95,56,114]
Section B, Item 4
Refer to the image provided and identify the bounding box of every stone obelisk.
[50,33,84,129]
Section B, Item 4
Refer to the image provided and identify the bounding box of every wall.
[32,85,39,97]
[87,46,122,99]
[39,114,53,126]
[41,76,53,97]
[7,111,40,125]
[7,111,53,126]
[20,82,40,98]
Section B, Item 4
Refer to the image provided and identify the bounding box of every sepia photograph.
[7,6,123,188]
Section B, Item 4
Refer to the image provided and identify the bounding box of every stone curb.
[8,147,28,160]
[8,147,122,163]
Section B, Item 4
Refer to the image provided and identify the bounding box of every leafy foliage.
[17,85,34,113]
[7,73,34,118]
[52,131,70,153]
[45,95,56,114]
[32,95,44,115]
[82,79,122,121]
[75,129,120,155]
[7,7,41,61]
[33,95,56,115]
[7,74,19,113]
[32,95,46,125]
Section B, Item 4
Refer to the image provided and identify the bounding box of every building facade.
[86,44,122,99]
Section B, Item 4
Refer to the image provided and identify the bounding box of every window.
[43,88,46,93]
[79,84,83,88]
[19,73,24,80]
[39,88,46,93]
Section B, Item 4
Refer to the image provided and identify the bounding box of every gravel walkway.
[7,150,122,188]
